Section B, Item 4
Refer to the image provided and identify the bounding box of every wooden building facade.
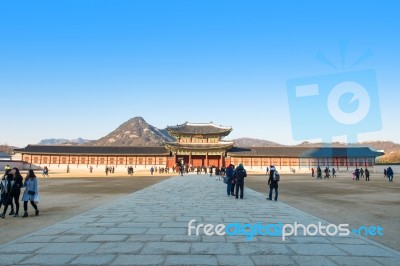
[14,122,384,173]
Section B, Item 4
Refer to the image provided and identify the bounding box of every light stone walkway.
[0,174,399,266]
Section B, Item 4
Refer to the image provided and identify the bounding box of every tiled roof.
[14,145,169,155]
[227,146,384,158]
[14,145,384,158]
[164,142,234,150]
[166,122,232,135]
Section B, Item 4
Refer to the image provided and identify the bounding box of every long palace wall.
[227,156,376,173]
[18,153,377,174]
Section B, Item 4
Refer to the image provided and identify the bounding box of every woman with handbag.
[22,170,39,217]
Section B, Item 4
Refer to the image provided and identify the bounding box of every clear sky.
[1,1,399,147]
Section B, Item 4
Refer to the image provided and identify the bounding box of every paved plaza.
[0,174,399,266]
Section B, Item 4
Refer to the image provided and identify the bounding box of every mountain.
[38,138,93,145]
[0,145,16,154]
[231,137,283,147]
[87,117,174,146]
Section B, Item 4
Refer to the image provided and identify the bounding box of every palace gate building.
[14,122,383,173]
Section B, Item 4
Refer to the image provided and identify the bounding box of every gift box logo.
[287,67,382,142]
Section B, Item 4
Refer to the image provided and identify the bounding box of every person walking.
[233,164,247,199]
[267,165,279,201]
[21,170,39,217]
[150,166,154,175]
[317,166,322,179]
[387,167,394,182]
[0,168,23,218]
[355,168,360,181]
[230,165,236,196]
[365,168,370,181]
[0,170,15,216]
[225,164,234,197]
[311,168,314,177]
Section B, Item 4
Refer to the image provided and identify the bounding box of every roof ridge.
[185,122,231,129]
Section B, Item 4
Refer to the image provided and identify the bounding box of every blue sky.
[1,1,399,147]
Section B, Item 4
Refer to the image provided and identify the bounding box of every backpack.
[273,170,280,181]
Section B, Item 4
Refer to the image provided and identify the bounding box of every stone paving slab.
[0,174,399,265]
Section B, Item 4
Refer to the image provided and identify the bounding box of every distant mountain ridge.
[230,138,283,147]
[38,138,92,145]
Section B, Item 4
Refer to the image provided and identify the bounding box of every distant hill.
[38,138,93,145]
[87,116,175,146]
[0,145,15,155]
[231,138,283,147]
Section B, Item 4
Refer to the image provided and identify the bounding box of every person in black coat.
[233,164,247,199]
[387,167,394,182]
[267,165,279,201]
[0,168,23,218]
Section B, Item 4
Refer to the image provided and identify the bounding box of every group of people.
[0,167,39,219]
[384,167,394,182]
[352,167,371,181]
[312,166,336,179]
[150,166,170,175]
[223,164,280,201]
[224,164,246,199]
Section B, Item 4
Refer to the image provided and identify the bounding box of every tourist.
[233,164,247,199]
[179,164,184,176]
[225,164,234,197]
[324,167,330,179]
[66,165,70,173]
[317,166,322,179]
[0,168,23,218]
[89,166,93,173]
[360,168,364,179]
[0,170,9,211]
[43,166,49,177]
[332,168,336,178]
[0,170,15,216]
[266,166,269,175]
[386,167,394,182]
[365,168,370,181]
[355,168,360,181]
[21,170,39,217]
[209,166,213,177]
[311,167,314,177]
[105,166,109,176]
[150,166,154,175]
[230,165,236,196]
[384,168,387,178]
[267,165,279,201]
